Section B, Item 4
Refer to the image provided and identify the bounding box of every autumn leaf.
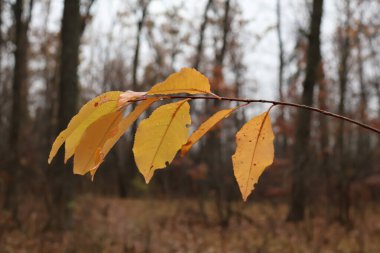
[48,91,122,164]
[181,107,239,156]
[74,98,158,178]
[133,99,191,183]
[102,98,159,158]
[232,111,275,201]
[64,93,123,163]
[74,111,122,176]
[147,68,211,95]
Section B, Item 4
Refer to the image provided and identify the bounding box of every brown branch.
[135,95,380,135]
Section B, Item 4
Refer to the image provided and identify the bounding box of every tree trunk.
[10,0,33,159]
[355,21,371,174]
[206,0,232,227]
[0,0,3,91]
[276,0,288,158]
[287,0,324,222]
[123,0,151,197]
[335,0,351,226]
[57,0,80,132]
[4,0,33,216]
[48,0,81,229]
[132,0,150,91]
[193,0,213,69]
[317,61,330,215]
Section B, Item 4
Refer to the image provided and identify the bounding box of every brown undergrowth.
[1,197,380,253]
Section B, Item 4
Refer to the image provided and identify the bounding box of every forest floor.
[1,196,380,253]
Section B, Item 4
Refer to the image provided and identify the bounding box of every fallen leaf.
[147,68,211,95]
[232,111,275,201]
[133,99,191,183]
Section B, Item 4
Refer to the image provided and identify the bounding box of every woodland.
[1,0,380,252]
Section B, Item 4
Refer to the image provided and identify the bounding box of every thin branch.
[134,95,380,135]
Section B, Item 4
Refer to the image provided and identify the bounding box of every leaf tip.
[242,193,249,202]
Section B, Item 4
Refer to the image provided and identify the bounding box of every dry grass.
[1,197,380,253]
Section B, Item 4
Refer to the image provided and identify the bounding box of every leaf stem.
[134,95,380,135]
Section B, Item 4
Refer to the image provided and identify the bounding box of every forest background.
[1,0,380,252]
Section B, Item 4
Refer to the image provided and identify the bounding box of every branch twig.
[134,95,380,135]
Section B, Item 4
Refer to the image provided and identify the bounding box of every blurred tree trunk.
[355,19,371,173]
[215,0,230,66]
[57,0,81,132]
[317,61,330,214]
[276,0,287,158]
[10,0,33,159]
[123,0,151,197]
[287,0,323,222]
[335,0,351,225]
[0,0,5,153]
[205,0,231,227]
[276,0,284,104]
[190,0,214,224]
[0,0,3,89]
[132,0,150,91]
[56,0,95,137]
[193,0,213,69]
[4,0,33,215]
[49,0,81,229]
[41,0,57,153]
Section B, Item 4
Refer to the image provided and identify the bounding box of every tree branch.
[134,95,380,135]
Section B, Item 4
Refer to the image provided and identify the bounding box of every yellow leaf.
[133,99,191,183]
[73,111,122,176]
[48,91,122,164]
[232,111,275,201]
[64,92,122,162]
[100,97,159,163]
[181,107,238,156]
[147,68,211,95]
[74,98,158,178]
